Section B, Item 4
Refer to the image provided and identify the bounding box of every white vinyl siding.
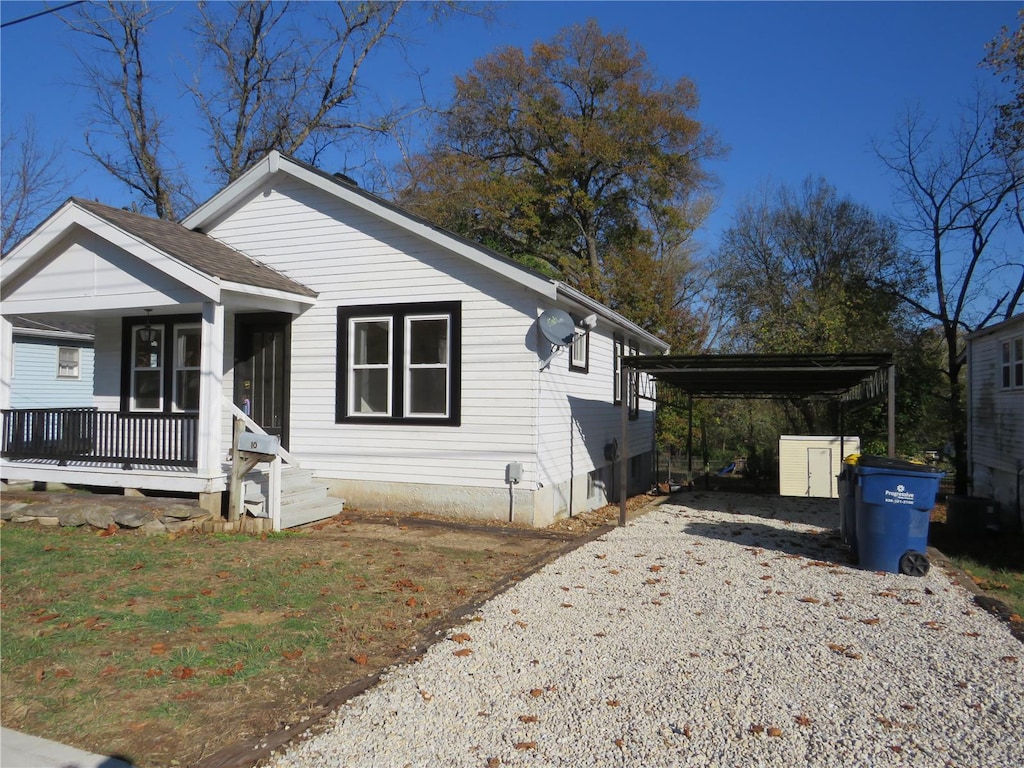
[206,178,539,489]
[968,317,1024,514]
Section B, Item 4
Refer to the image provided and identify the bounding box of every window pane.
[176,327,201,367]
[175,370,201,411]
[134,370,161,410]
[352,369,389,414]
[409,369,447,415]
[58,347,80,378]
[353,320,390,365]
[571,333,586,367]
[1003,342,1011,363]
[1016,338,1024,362]
[135,327,162,367]
[409,318,448,364]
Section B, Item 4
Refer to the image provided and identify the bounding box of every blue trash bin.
[854,456,944,576]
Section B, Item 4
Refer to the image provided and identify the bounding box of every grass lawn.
[0,514,574,767]
[929,516,1024,631]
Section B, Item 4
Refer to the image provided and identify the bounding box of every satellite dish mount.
[537,308,584,370]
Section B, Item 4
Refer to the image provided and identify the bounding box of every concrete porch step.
[280,497,345,529]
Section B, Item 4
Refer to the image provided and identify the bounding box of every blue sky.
[1,1,1018,261]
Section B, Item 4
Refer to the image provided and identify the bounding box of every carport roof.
[623,352,894,400]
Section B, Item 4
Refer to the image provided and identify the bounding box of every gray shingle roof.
[73,198,316,298]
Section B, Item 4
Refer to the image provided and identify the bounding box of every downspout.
[887,364,896,458]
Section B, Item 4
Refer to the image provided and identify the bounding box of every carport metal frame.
[617,353,896,525]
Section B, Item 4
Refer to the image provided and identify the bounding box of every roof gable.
[181,151,668,352]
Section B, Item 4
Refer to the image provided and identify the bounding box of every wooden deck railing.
[1,408,199,469]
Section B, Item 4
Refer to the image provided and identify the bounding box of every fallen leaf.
[649,565,663,572]
[614,738,624,747]
[794,715,812,727]
[453,649,472,657]
[889,745,903,753]
[406,597,417,607]
[351,653,369,665]
[514,621,528,629]
[130,563,144,571]
[860,617,880,625]
[767,727,782,737]
[1001,656,1018,663]
[530,688,544,698]
[54,668,73,679]
[560,603,573,608]
[99,524,117,537]
[519,715,538,723]
[606,699,620,707]
[145,668,163,678]
[514,742,536,751]
[487,759,501,767]
[798,596,820,604]
[150,642,170,655]
[750,724,765,735]
[171,666,196,680]
[281,649,303,660]
[420,689,433,701]
[450,633,472,644]
[172,691,201,701]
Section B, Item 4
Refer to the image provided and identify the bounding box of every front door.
[234,314,290,449]
[807,447,833,498]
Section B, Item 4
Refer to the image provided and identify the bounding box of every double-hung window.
[338,302,461,425]
[57,347,81,379]
[123,315,202,412]
[1003,337,1024,389]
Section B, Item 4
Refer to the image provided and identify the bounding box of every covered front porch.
[0,197,319,525]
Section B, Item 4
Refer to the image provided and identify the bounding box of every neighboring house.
[9,316,94,409]
[965,313,1024,531]
[1,151,666,529]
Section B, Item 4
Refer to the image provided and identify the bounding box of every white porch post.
[0,315,12,410]
[199,303,225,476]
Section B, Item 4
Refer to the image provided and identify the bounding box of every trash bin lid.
[856,455,944,475]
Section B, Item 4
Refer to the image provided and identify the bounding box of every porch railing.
[1,408,199,469]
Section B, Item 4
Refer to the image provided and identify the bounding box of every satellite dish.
[538,309,577,346]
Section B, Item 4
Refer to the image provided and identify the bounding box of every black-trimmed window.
[337,302,461,425]
[121,314,202,412]
[629,339,640,419]
[613,334,623,403]
[569,321,589,372]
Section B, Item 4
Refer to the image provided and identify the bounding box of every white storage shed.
[779,435,860,498]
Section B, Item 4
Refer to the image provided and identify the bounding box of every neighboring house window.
[122,314,202,413]
[613,335,623,404]
[337,302,461,425]
[569,324,589,372]
[1003,337,1024,389]
[57,347,80,379]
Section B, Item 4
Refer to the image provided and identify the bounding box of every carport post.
[619,361,629,526]
[887,364,896,458]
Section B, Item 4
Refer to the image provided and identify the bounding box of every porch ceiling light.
[139,309,159,345]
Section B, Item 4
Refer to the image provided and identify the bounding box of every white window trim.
[172,323,201,413]
[1004,337,1024,390]
[404,313,451,418]
[130,324,163,412]
[348,316,393,417]
[570,329,588,370]
[56,346,81,380]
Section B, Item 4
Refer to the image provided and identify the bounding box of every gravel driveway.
[267,494,1023,768]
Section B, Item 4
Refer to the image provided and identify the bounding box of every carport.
[617,353,896,525]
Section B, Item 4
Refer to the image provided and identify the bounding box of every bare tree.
[1,117,77,253]
[876,94,1023,492]
[188,1,488,185]
[62,1,192,219]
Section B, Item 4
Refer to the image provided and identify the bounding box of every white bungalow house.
[965,313,1024,532]
[1,152,667,529]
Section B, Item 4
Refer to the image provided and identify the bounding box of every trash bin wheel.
[899,551,929,577]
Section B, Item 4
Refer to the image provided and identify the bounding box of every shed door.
[807,447,833,498]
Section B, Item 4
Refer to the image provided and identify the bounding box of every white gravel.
[266,494,1024,768]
